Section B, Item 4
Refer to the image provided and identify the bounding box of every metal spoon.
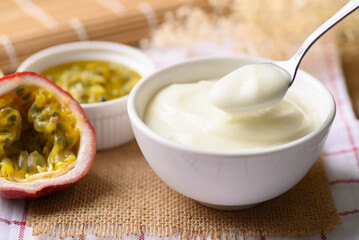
[210,0,359,113]
[273,0,359,85]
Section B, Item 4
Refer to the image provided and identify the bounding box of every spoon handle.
[280,0,359,83]
[295,0,359,61]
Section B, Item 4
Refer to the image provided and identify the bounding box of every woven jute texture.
[27,141,341,239]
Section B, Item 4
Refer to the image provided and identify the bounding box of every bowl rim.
[128,55,336,157]
[17,41,155,109]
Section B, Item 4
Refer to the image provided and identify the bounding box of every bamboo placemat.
[27,141,341,239]
[0,0,208,74]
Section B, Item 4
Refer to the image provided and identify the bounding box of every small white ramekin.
[128,56,336,210]
[17,41,155,150]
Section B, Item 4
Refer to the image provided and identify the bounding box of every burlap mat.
[27,141,341,239]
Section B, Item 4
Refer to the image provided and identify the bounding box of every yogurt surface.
[144,80,320,151]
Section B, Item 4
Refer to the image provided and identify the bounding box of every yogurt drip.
[210,64,290,112]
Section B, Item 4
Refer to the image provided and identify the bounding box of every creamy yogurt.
[144,80,320,151]
[210,64,290,112]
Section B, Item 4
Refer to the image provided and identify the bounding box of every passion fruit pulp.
[0,72,96,198]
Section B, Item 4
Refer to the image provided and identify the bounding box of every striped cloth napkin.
[0,42,358,240]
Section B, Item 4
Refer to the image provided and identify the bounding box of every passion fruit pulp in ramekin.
[0,72,96,198]
[40,60,142,104]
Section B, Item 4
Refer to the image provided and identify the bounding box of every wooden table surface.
[342,55,359,118]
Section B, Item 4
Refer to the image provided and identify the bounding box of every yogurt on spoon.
[210,64,290,113]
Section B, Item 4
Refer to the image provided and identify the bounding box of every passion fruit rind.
[0,72,96,199]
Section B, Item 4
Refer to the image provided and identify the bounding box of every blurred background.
[1,0,359,113]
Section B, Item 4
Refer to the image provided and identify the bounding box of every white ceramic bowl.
[17,41,155,150]
[127,56,336,210]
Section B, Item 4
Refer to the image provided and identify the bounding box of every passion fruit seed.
[0,107,22,158]
[7,114,17,123]
[54,150,76,171]
[1,107,12,115]
[18,151,28,177]
[27,151,46,175]
[56,122,66,131]
[22,92,31,101]
[28,151,46,174]
[51,111,60,117]
[65,136,73,147]
[0,158,14,179]
[16,87,25,96]
[0,86,80,183]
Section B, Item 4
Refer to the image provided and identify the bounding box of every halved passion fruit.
[0,72,96,198]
